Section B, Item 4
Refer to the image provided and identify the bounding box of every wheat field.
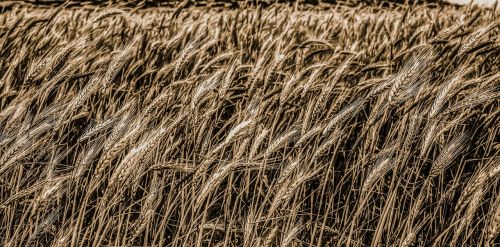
[0,1,499,246]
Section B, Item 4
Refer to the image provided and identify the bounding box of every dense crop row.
[0,2,498,246]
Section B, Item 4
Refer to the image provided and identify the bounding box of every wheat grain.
[428,133,468,180]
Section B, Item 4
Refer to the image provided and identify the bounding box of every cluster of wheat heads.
[0,2,499,246]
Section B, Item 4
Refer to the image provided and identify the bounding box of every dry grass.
[0,1,499,246]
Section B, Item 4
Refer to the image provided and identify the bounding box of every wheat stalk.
[427,133,468,180]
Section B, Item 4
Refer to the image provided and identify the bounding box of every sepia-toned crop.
[0,1,498,246]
